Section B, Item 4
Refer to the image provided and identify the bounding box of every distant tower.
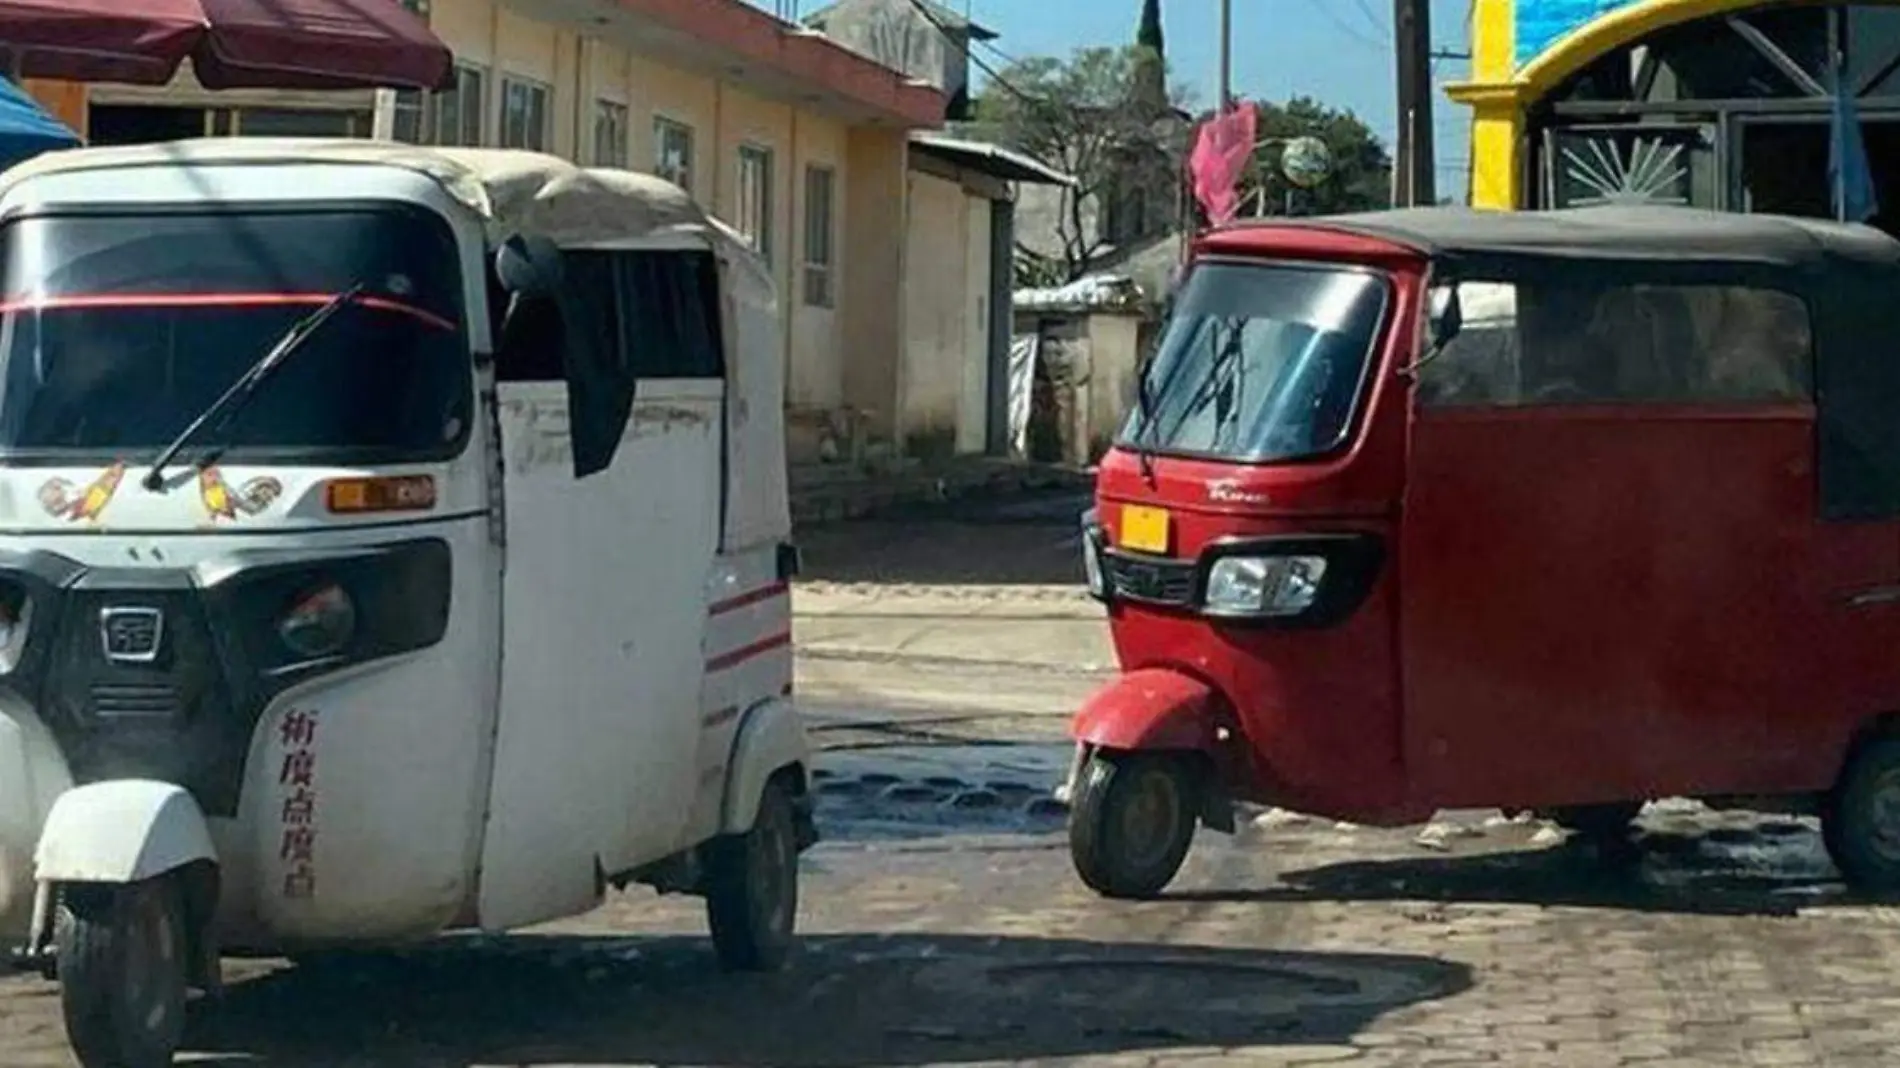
[1138,0,1165,58]
[1133,0,1167,114]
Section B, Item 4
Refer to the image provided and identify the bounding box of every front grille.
[1102,550,1197,606]
[100,608,162,662]
[90,683,181,720]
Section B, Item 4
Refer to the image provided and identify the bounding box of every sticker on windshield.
[200,467,283,521]
[38,462,126,523]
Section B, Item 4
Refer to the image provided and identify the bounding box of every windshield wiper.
[142,283,366,491]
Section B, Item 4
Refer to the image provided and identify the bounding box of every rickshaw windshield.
[1120,260,1389,463]
[0,205,472,464]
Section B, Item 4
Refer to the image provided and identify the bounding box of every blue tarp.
[0,77,77,172]
[1830,63,1880,224]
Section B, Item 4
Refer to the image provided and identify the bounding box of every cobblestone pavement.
[7,492,1900,1066]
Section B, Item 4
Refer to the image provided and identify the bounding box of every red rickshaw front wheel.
[1068,750,1201,900]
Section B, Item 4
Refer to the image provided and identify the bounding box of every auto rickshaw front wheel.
[1823,734,1900,891]
[1069,750,1201,900]
[703,775,800,973]
[56,877,190,1068]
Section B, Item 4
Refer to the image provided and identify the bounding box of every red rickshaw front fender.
[1072,668,1225,753]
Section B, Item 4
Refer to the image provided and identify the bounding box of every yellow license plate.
[1119,504,1171,554]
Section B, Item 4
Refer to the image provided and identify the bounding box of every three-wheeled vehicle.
[0,139,814,1067]
[1067,204,1900,899]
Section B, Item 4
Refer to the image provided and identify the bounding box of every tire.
[1068,751,1200,900]
[1824,734,1900,891]
[703,777,800,973]
[57,878,189,1068]
[1545,802,1644,841]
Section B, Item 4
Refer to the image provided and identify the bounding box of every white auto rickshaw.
[0,139,814,1068]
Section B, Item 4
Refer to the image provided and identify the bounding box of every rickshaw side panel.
[691,545,795,845]
[233,544,499,947]
[1399,407,1880,808]
[476,379,722,933]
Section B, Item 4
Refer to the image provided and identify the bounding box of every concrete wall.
[1013,308,1146,465]
[841,126,909,441]
[898,168,997,458]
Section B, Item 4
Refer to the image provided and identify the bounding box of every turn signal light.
[324,475,437,515]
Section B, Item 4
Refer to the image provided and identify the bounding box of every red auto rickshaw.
[1067,204,1900,899]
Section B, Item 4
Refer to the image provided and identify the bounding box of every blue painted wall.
[1516,0,1646,66]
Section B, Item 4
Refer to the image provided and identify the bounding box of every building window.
[654,116,694,191]
[398,0,429,13]
[499,76,551,152]
[736,144,774,262]
[392,63,485,147]
[594,99,629,168]
[802,164,836,308]
[236,108,372,138]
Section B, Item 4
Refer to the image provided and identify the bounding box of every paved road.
[8,490,1900,1066]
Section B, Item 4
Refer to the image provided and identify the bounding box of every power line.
[1302,0,1386,51]
[1349,0,1390,40]
[903,0,1040,105]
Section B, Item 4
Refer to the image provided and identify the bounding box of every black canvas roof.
[1219,205,1900,269]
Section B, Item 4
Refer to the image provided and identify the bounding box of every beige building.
[25,0,950,463]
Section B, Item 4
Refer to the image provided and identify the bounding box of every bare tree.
[977,46,1187,282]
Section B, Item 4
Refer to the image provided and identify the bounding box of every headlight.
[1203,555,1328,618]
[279,583,357,659]
[0,580,30,672]
[1081,514,1107,600]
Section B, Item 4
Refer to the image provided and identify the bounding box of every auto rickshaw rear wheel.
[56,877,190,1068]
[1823,735,1900,891]
[703,775,800,972]
[1069,750,1201,900]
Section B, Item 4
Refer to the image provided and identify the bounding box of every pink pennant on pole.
[1189,101,1258,228]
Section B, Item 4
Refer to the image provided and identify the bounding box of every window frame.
[392,62,488,148]
[498,74,552,153]
[593,98,630,169]
[802,163,837,309]
[654,115,696,192]
[736,143,775,264]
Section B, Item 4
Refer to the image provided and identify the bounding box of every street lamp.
[1246,135,1333,217]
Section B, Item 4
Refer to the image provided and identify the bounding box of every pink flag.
[1189,101,1258,228]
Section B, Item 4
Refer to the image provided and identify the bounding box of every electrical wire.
[1303,0,1388,51]
[903,0,1040,104]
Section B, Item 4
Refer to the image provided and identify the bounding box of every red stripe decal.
[0,292,459,333]
[709,581,789,617]
[702,705,740,729]
[705,632,791,673]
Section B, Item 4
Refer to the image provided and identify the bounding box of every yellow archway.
[1447,0,1900,208]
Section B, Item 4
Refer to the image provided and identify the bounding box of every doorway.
[87,106,206,146]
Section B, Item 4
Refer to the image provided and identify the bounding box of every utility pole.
[1218,0,1233,109]
[1392,0,1436,205]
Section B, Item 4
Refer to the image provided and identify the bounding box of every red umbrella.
[0,0,451,91]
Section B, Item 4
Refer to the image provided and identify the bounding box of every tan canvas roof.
[0,138,763,270]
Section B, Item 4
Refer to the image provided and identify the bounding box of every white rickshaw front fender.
[719,697,811,835]
[35,780,217,884]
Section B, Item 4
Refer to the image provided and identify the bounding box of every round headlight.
[279,583,356,659]
[0,581,30,671]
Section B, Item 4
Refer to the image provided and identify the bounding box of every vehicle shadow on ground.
[796,492,1089,587]
[183,932,1470,1066]
[1177,824,1864,918]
